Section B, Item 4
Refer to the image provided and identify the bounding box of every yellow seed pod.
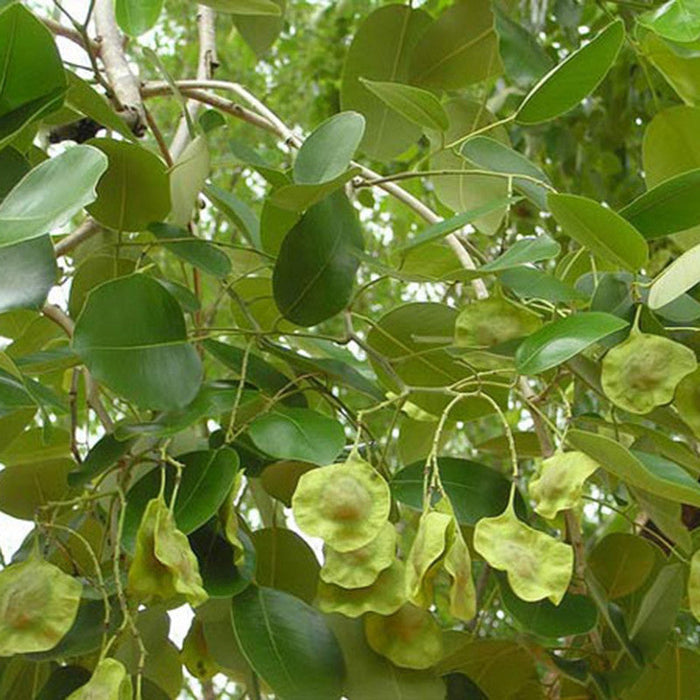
[364,604,443,670]
[529,451,599,520]
[316,560,407,618]
[443,527,476,622]
[320,522,396,589]
[128,497,208,608]
[66,658,133,700]
[473,501,573,605]
[291,457,391,552]
[690,550,700,623]
[601,331,697,414]
[454,297,541,348]
[0,555,82,656]
[674,367,700,438]
[405,510,451,608]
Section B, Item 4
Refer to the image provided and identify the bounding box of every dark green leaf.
[0,236,56,313]
[68,433,135,488]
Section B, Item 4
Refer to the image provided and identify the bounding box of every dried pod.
[674,367,700,437]
[690,550,700,623]
[316,560,406,617]
[473,501,573,605]
[0,555,82,656]
[405,510,451,608]
[364,604,443,670]
[529,451,599,519]
[320,522,396,589]
[602,331,697,414]
[454,297,541,348]
[292,457,391,552]
[66,658,132,700]
[128,496,208,608]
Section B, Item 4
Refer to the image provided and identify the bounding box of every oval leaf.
[115,0,163,36]
[648,241,700,309]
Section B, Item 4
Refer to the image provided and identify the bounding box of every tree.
[0,0,699,697]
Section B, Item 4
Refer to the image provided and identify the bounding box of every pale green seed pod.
[454,297,541,348]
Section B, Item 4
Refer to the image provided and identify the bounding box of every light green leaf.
[409,0,503,90]
[516,21,625,124]
[638,0,700,44]
[548,192,649,271]
[515,312,629,375]
[231,586,345,700]
[0,146,107,247]
[73,274,202,410]
[201,0,281,14]
[340,5,431,161]
[566,429,700,506]
[232,0,285,55]
[294,112,364,184]
[359,79,448,131]
[169,135,210,226]
[690,550,700,622]
[649,242,700,308]
[115,0,163,36]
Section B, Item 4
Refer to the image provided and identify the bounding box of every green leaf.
[0,5,67,148]
[340,5,431,161]
[395,197,517,253]
[294,112,365,184]
[548,193,649,271]
[269,168,359,212]
[0,146,107,247]
[68,254,135,319]
[201,0,281,14]
[624,646,700,699]
[391,457,520,525]
[232,0,285,55]
[515,312,629,375]
[149,223,231,278]
[566,429,700,506]
[499,267,587,304]
[482,235,560,271]
[648,242,700,309]
[231,586,345,700]
[0,236,56,313]
[638,0,700,44]
[461,137,552,209]
[619,169,700,239]
[0,146,29,200]
[169,135,210,226]
[115,0,163,36]
[516,21,624,124]
[273,190,363,326]
[497,575,598,638]
[68,433,135,488]
[409,0,503,90]
[588,533,657,599]
[87,138,171,232]
[73,274,202,410]
[247,406,345,465]
[359,79,448,131]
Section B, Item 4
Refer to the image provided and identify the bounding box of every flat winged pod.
[690,550,700,623]
[674,367,700,438]
[364,604,443,670]
[405,510,451,608]
[443,528,476,622]
[316,560,407,617]
[0,555,82,656]
[320,522,396,588]
[454,297,541,348]
[601,330,697,414]
[66,658,133,700]
[222,472,245,566]
[529,451,599,519]
[474,501,573,605]
[291,456,391,552]
[128,497,208,608]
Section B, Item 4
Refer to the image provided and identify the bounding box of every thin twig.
[54,218,101,257]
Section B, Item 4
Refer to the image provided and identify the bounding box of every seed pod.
[674,367,700,437]
[454,297,541,348]
[66,658,132,700]
[316,560,407,617]
[405,511,451,608]
[443,527,476,622]
[182,619,220,681]
[690,550,700,623]
[364,604,443,670]
[529,451,599,519]
[291,457,391,552]
[474,501,573,605]
[0,555,82,656]
[128,496,208,608]
[221,471,245,566]
[320,522,396,589]
[602,330,697,414]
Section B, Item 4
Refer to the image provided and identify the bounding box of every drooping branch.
[94,0,147,136]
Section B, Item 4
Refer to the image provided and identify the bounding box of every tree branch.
[94,0,147,136]
[54,218,101,257]
[42,16,100,53]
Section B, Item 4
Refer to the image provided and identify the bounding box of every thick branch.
[94,0,146,136]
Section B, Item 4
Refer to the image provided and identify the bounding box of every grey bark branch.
[94,0,146,136]
[170,6,219,159]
